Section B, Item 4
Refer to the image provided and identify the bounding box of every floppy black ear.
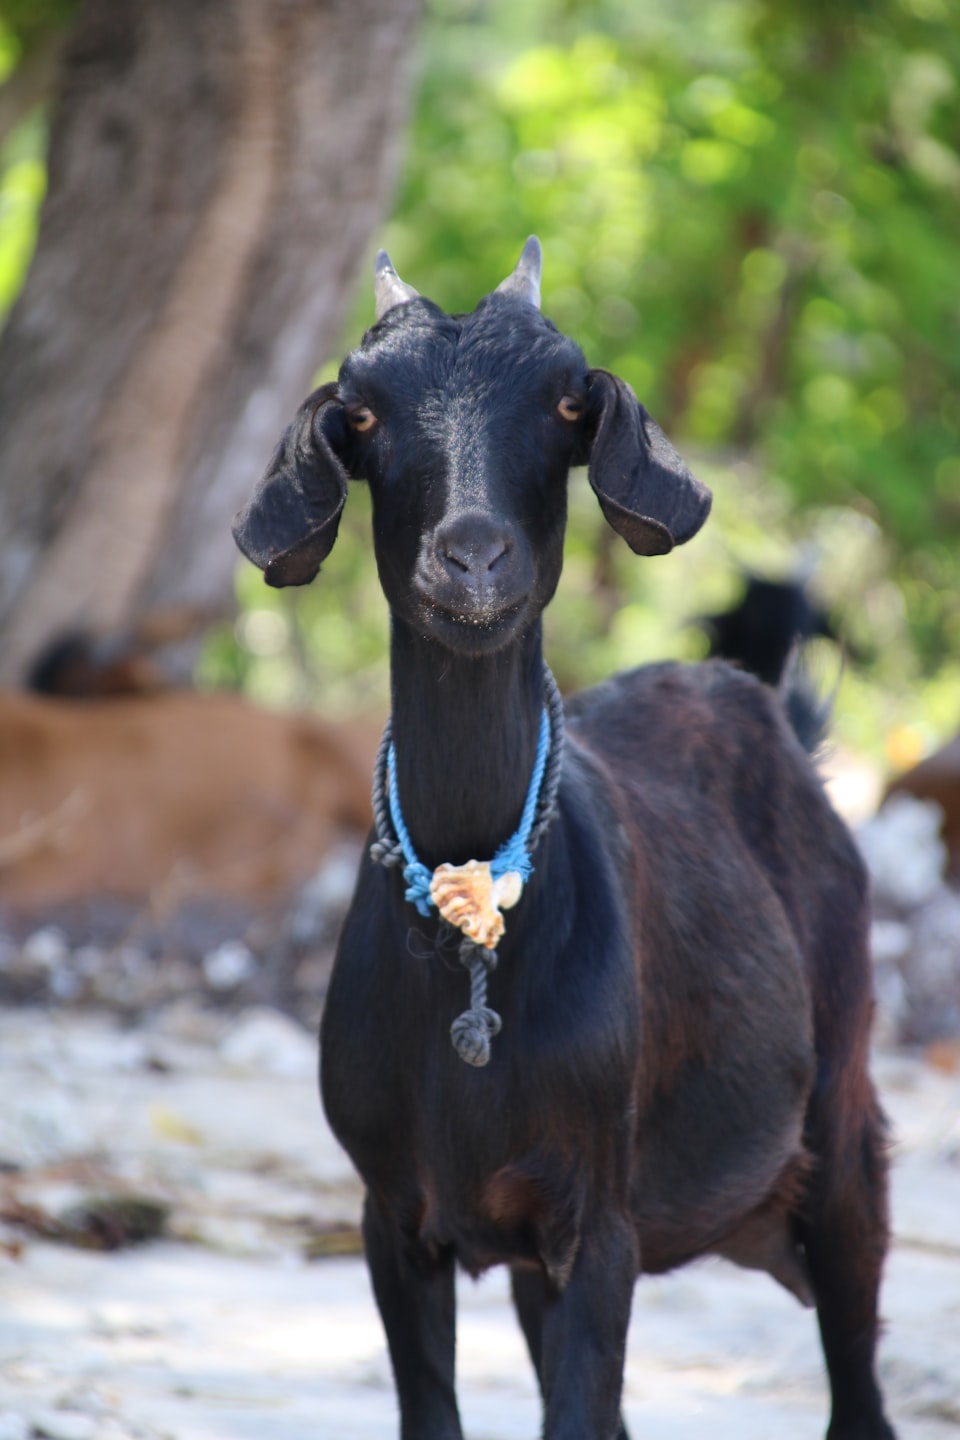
[582,369,712,556]
[231,383,348,588]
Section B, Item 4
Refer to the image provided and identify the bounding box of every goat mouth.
[430,597,524,626]
[418,594,529,648]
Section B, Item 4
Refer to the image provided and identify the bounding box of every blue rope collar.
[386,704,551,918]
[369,667,565,1068]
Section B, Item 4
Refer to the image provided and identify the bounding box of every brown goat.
[887,733,960,881]
[0,690,373,909]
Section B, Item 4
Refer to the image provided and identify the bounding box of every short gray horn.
[373,250,419,320]
[494,235,542,309]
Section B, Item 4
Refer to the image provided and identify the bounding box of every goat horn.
[494,235,542,309]
[373,250,419,320]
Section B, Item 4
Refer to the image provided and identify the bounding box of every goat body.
[233,241,895,1439]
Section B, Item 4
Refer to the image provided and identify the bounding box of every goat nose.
[437,515,511,580]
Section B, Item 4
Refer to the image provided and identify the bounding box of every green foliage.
[198,484,392,719]
[387,0,960,563]
[0,0,76,57]
[0,0,956,769]
[0,108,46,316]
[0,0,68,322]
[228,0,957,768]
[323,0,958,765]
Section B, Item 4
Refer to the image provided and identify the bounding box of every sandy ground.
[0,1006,958,1440]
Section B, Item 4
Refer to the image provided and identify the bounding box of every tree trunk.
[0,0,421,685]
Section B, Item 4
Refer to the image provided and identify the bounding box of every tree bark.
[0,0,421,684]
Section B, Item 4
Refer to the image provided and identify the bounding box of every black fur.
[700,573,836,686]
[233,254,894,1440]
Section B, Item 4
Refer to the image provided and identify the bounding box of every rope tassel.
[450,942,502,1067]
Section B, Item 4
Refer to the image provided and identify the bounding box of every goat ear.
[231,383,348,588]
[582,369,712,556]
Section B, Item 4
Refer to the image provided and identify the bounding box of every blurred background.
[0,0,958,1021]
[1,0,958,746]
[220,0,960,778]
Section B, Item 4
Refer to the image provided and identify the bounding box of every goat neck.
[387,615,546,874]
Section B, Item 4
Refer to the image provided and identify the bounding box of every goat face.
[334,292,588,654]
[232,239,712,654]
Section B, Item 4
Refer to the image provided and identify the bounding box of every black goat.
[233,240,895,1440]
[700,573,836,686]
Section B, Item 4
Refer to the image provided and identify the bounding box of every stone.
[22,927,69,970]
[202,940,256,990]
[219,1007,316,1079]
[858,795,947,910]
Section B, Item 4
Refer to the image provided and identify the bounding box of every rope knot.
[450,1006,502,1067]
[450,942,502,1067]
[460,939,498,972]
[369,839,404,868]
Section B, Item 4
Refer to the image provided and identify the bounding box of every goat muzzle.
[415,514,534,635]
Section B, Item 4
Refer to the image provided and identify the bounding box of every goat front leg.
[363,1194,463,1440]
[512,1265,631,1440]
[536,1214,637,1440]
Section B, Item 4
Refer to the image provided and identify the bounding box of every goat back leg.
[511,1265,631,1439]
[532,1215,636,1440]
[800,1084,896,1440]
[362,1194,463,1440]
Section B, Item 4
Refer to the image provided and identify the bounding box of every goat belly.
[411,1155,586,1286]
[631,1104,813,1290]
[625,910,816,1281]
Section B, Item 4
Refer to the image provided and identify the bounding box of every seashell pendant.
[429,859,524,949]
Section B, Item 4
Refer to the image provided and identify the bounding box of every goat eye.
[557,394,584,422]
[347,406,377,433]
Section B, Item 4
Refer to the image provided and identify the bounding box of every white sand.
[0,1009,957,1438]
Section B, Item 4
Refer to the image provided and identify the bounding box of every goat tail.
[778,642,839,756]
